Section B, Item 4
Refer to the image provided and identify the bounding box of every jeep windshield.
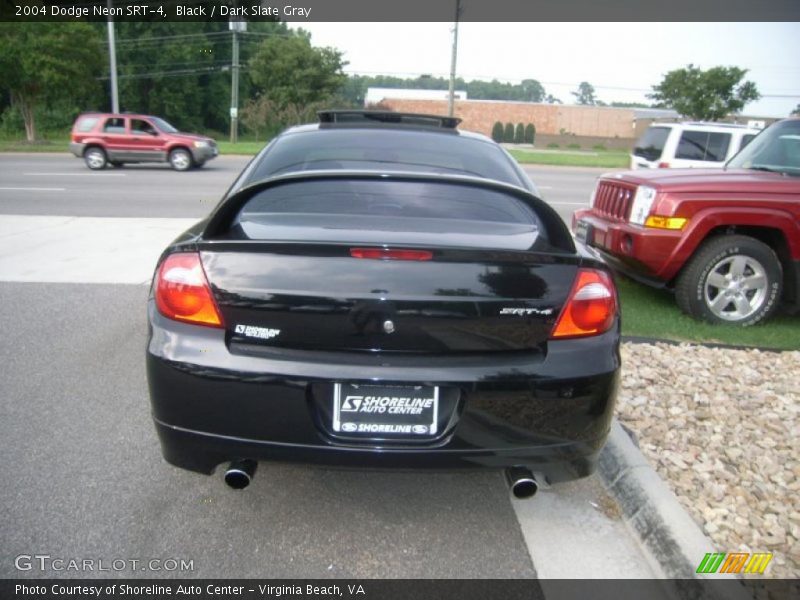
[727,119,800,177]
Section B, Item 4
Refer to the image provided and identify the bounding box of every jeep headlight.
[193,140,209,148]
[629,186,657,225]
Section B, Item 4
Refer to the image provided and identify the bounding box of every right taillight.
[155,252,223,328]
[550,269,617,339]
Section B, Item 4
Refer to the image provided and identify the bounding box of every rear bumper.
[147,304,620,483]
[573,209,684,282]
[69,142,85,158]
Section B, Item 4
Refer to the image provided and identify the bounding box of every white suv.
[630,122,761,169]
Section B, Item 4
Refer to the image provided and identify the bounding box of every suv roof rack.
[317,110,461,129]
[681,121,752,129]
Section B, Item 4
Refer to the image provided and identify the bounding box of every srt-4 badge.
[499,307,554,316]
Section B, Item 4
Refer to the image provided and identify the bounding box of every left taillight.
[550,268,617,339]
[154,252,223,328]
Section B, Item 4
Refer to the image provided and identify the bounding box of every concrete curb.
[599,421,752,599]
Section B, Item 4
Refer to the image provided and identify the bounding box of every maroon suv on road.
[69,113,218,171]
[573,118,800,326]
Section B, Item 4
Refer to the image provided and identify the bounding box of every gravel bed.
[616,342,800,578]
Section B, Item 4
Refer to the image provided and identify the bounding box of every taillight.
[350,248,433,261]
[657,162,670,168]
[550,269,617,339]
[155,253,223,328]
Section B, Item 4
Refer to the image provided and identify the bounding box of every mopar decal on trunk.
[234,324,281,340]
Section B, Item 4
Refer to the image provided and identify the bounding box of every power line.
[97,66,231,80]
[343,70,800,99]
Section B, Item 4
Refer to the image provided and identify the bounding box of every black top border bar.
[2,0,800,22]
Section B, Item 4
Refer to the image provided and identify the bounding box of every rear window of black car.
[633,127,670,161]
[233,179,545,251]
[245,129,525,187]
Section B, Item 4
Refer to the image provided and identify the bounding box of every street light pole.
[447,0,462,118]
[107,0,119,113]
[229,20,245,143]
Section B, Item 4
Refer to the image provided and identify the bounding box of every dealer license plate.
[575,219,591,243]
[332,383,439,436]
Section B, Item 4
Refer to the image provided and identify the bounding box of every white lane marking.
[0,187,66,192]
[24,172,127,177]
[0,215,197,284]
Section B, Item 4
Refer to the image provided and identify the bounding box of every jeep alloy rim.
[703,255,768,321]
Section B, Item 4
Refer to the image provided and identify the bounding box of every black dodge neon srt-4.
[146,111,620,498]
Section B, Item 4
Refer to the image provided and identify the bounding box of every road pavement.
[0,154,656,582]
[0,154,609,224]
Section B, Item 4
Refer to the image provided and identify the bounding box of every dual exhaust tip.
[505,466,539,499]
[223,459,257,490]
[223,459,538,499]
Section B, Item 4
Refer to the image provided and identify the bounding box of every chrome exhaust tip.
[224,459,257,490]
[505,466,538,499]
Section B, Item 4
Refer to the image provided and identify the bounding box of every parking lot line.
[24,172,127,177]
[0,187,66,191]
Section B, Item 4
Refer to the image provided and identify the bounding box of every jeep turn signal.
[550,269,617,339]
[155,253,223,328]
[645,216,688,230]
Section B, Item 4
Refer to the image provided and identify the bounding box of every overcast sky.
[294,22,800,117]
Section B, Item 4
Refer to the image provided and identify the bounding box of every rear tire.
[169,148,193,171]
[675,235,782,326]
[84,147,107,170]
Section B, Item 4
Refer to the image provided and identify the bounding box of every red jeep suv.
[69,113,218,171]
[573,118,800,325]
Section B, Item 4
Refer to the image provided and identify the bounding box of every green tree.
[571,81,597,106]
[491,121,504,142]
[514,123,525,143]
[248,32,347,111]
[112,21,289,134]
[0,23,103,140]
[545,94,562,104]
[791,104,800,116]
[519,79,546,102]
[648,64,760,121]
[503,122,514,143]
[524,123,535,144]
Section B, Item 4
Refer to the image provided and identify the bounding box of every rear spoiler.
[202,170,575,253]
[318,110,461,130]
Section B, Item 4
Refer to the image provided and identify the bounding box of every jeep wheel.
[169,148,193,171]
[84,147,107,170]
[675,235,782,326]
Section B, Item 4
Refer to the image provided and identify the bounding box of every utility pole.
[447,0,462,118]
[229,20,246,143]
[107,0,119,113]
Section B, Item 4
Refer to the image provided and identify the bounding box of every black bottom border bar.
[2,579,799,600]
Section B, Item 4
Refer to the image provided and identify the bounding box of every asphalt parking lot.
[0,154,654,582]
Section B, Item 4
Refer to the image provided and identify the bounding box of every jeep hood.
[605,169,800,195]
